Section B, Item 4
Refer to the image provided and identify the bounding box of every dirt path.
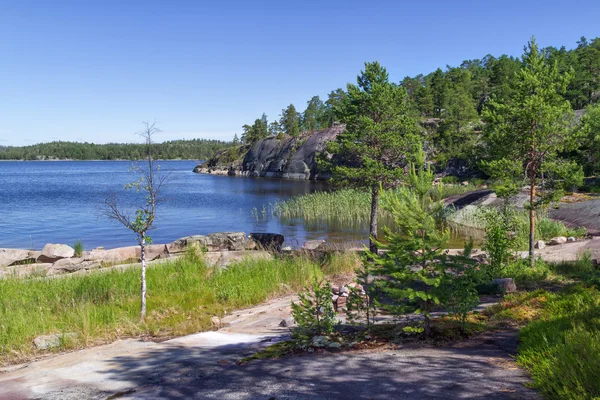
[0,295,539,400]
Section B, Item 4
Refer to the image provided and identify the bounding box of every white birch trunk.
[140,234,147,321]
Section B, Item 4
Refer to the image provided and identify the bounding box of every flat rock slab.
[0,330,539,400]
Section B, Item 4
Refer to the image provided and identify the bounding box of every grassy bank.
[0,251,357,366]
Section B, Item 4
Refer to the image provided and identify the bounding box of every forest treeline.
[239,36,600,175]
[0,138,232,161]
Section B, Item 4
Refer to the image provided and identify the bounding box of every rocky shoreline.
[0,232,288,279]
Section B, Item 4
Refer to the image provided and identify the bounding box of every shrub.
[346,257,377,329]
[479,206,517,279]
[291,277,337,342]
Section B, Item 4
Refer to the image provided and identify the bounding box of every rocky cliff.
[193,125,345,180]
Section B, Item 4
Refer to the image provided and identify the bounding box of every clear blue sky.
[0,0,598,146]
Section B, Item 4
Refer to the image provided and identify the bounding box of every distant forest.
[0,139,232,161]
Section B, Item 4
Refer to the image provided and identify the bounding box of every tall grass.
[274,184,477,227]
[0,253,340,366]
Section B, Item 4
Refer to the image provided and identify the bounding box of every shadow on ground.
[97,332,539,400]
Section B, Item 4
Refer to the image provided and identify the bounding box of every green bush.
[291,277,337,342]
[479,206,517,280]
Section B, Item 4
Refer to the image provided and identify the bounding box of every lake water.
[0,160,371,250]
[0,160,481,251]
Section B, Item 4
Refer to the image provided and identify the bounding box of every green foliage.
[241,113,269,145]
[448,268,480,334]
[478,206,517,279]
[502,258,552,285]
[517,285,600,400]
[0,254,325,365]
[323,61,422,250]
[481,37,583,262]
[370,154,451,335]
[346,258,377,329]
[448,204,586,250]
[578,103,600,175]
[291,277,337,341]
[280,104,300,137]
[73,240,83,257]
[301,96,327,132]
[324,61,421,191]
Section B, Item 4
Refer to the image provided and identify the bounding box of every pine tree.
[369,150,449,336]
[280,104,300,137]
[482,37,583,265]
[325,61,421,252]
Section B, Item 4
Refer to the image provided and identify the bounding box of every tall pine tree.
[325,62,421,252]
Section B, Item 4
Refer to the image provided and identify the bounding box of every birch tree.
[105,121,166,320]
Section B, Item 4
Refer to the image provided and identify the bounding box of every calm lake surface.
[0,160,369,250]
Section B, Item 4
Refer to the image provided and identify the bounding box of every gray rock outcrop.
[194,125,344,180]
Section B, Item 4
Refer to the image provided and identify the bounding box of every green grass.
[0,252,338,366]
[517,285,600,400]
[484,257,600,399]
[274,185,478,228]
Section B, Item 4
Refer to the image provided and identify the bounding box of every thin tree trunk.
[424,314,431,336]
[140,234,147,321]
[369,185,379,253]
[529,180,536,267]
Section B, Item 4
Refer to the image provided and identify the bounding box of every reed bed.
[273,184,477,227]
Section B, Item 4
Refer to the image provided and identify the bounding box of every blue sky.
[0,0,598,146]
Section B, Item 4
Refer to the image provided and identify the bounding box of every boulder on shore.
[302,240,325,250]
[534,240,546,249]
[86,246,138,263]
[50,258,101,274]
[37,244,75,263]
[490,278,517,293]
[167,232,246,253]
[248,233,285,251]
[548,236,568,246]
